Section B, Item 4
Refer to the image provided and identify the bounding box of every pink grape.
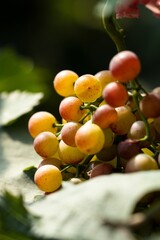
[109,50,141,83]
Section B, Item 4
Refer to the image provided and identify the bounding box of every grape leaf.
[0,127,43,203]
[0,90,43,126]
[28,171,160,240]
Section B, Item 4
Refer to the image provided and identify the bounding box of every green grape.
[111,106,136,135]
[59,96,87,122]
[74,74,102,102]
[33,131,59,158]
[61,121,82,147]
[28,111,57,138]
[75,123,105,154]
[34,165,62,193]
[53,70,78,97]
[125,153,159,173]
[58,140,86,164]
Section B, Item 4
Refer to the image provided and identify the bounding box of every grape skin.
[75,123,105,154]
[61,121,82,147]
[34,165,62,193]
[59,96,87,122]
[38,157,62,169]
[125,153,159,173]
[103,82,129,107]
[53,70,78,97]
[74,74,102,102]
[92,104,118,129]
[28,111,57,138]
[111,106,136,135]
[33,131,59,158]
[95,70,117,90]
[90,163,113,178]
[140,93,160,118]
[58,140,86,164]
[109,50,141,83]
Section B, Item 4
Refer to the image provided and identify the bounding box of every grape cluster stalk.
[27,3,160,194]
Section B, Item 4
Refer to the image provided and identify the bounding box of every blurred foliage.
[0,0,160,102]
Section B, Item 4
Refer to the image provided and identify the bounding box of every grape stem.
[102,0,126,52]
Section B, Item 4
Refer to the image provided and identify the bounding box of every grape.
[74,74,102,102]
[53,70,78,97]
[95,70,117,90]
[140,93,160,118]
[92,104,118,129]
[34,165,62,193]
[109,50,141,83]
[125,153,159,173]
[153,116,160,134]
[58,140,86,164]
[152,86,160,97]
[103,127,115,148]
[117,139,141,160]
[128,120,146,140]
[111,106,136,135]
[102,82,129,107]
[96,144,117,162]
[28,111,57,138]
[75,123,105,154]
[59,96,87,122]
[38,157,62,169]
[90,163,113,178]
[33,131,59,158]
[61,121,82,147]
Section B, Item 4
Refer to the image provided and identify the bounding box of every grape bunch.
[28,50,160,193]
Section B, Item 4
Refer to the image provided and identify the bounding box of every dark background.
[0,0,160,118]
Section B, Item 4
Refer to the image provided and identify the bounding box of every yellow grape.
[125,153,159,173]
[74,74,102,102]
[95,70,117,90]
[28,111,57,138]
[75,123,105,154]
[34,165,62,193]
[53,70,78,97]
[33,131,59,158]
[58,140,86,164]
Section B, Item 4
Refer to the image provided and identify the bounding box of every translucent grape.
[59,96,87,122]
[75,123,105,154]
[74,74,102,102]
[125,153,159,173]
[95,70,117,90]
[28,111,57,138]
[61,121,82,147]
[53,70,78,97]
[102,82,129,107]
[34,165,62,193]
[109,50,141,83]
[58,140,86,164]
[92,104,118,129]
[140,93,160,118]
[33,131,59,158]
[111,106,136,135]
[38,157,62,169]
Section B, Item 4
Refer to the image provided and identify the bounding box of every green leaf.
[28,171,160,240]
[0,90,43,126]
[0,48,49,93]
